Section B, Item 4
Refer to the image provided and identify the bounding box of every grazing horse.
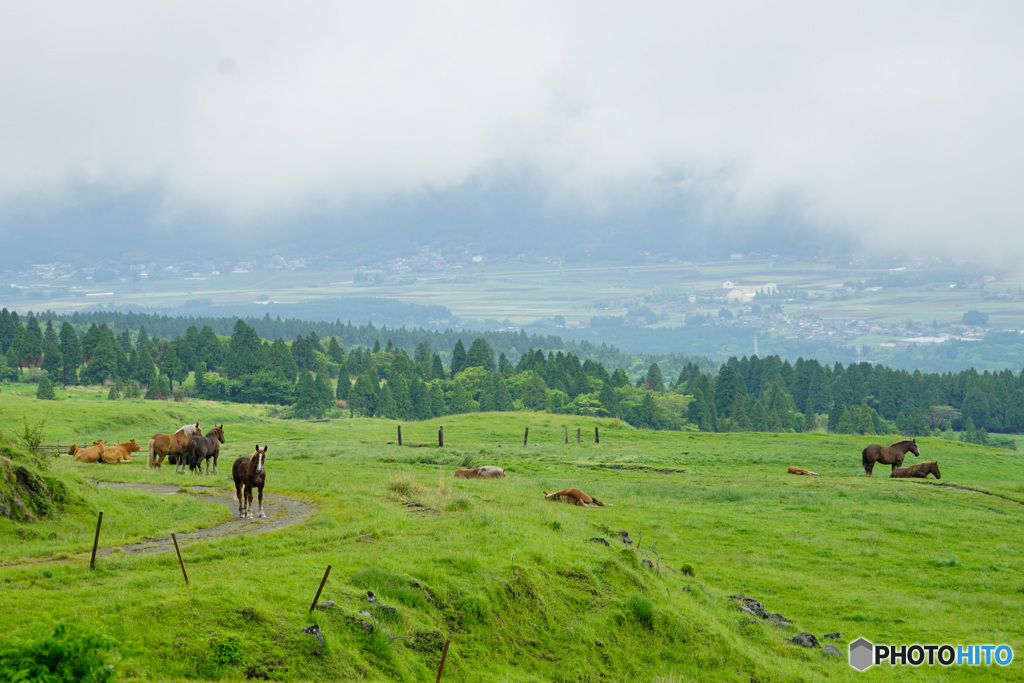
[101,439,141,463]
[891,461,941,479]
[543,488,612,507]
[71,440,107,463]
[148,423,201,471]
[186,425,225,474]
[455,466,506,479]
[861,438,920,477]
[788,466,820,476]
[232,444,267,519]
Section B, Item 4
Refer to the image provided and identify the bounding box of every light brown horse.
[543,488,612,507]
[890,461,941,479]
[148,423,201,471]
[71,440,107,463]
[862,438,920,477]
[101,439,141,463]
[788,466,820,476]
[455,466,505,479]
[232,444,267,519]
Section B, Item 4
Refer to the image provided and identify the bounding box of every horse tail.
[148,438,156,469]
[861,448,870,474]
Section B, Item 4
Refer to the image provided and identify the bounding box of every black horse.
[185,425,225,474]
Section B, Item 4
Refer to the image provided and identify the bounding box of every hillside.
[1,392,1022,680]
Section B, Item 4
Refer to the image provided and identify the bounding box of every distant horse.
[101,439,141,463]
[186,425,225,475]
[788,466,820,476]
[862,438,919,477]
[71,440,107,463]
[148,423,201,471]
[232,444,267,519]
[891,461,941,479]
[543,488,612,507]
[455,466,506,479]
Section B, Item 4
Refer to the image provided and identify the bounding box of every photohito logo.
[849,637,1013,671]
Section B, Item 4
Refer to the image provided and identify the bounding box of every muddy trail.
[2,482,317,569]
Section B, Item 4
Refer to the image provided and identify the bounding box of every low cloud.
[0,2,1021,260]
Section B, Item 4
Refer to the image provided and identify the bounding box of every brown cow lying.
[543,488,612,507]
[101,439,141,463]
[71,440,107,463]
[788,466,820,476]
[454,466,505,478]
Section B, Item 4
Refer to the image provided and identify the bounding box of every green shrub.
[0,622,116,682]
[625,594,655,629]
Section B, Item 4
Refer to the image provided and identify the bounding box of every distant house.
[721,279,777,303]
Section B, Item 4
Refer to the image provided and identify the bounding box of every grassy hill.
[1,390,1022,681]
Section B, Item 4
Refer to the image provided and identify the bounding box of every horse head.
[909,438,920,457]
[215,425,225,443]
[252,444,267,474]
[931,461,941,479]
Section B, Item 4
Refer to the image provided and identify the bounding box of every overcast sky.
[1,2,1021,262]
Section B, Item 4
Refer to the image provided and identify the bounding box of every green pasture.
[1,391,1023,681]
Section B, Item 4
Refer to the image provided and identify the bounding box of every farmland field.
[1,390,1023,681]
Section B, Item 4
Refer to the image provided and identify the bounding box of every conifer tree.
[36,375,56,400]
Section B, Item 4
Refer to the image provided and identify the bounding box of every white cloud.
[0,1,1021,258]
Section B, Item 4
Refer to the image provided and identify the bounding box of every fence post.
[90,512,103,570]
[577,428,581,444]
[435,638,451,682]
[523,427,529,446]
[398,425,402,446]
[309,565,333,614]
[564,427,568,444]
[172,533,189,584]
[438,426,444,448]
[595,427,600,444]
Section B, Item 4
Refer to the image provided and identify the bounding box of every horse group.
[861,438,940,479]
[69,439,141,464]
[147,423,225,474]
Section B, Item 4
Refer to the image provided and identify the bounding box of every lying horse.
[788,466,820,476]
[71,440,107,463]
[186,425,225,474]
[543,488,612,507]
[455,466,506,479]
[862,438,919,477]
[101,439,141,463]
[891,461,941,479]
[148,423,201,471]
[232,444,267,519]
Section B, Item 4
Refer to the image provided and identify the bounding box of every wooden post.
[577,428,581,444]
[171,533,189,584]
[523,427,529,446]
[90,511,103,570]
[438,426,444,447]
[435,638,451,682]
[397,425,402,446]
[595,426,600,444]
[564,426,568,444]
[308,565,333,614]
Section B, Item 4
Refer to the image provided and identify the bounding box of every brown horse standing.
[232,444,267,519]
[891,461,941,479]
[862,438,920,477]
[186,425,225,474]
[148,423,201,471]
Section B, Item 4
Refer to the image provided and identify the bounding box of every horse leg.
[212,454,218,475]
[235,480,245,518]
[257,485,265,518]
[245,486,254,519]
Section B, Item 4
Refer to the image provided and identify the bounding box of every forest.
[0,307,1018,448]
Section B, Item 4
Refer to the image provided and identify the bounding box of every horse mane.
[174,423,200,436]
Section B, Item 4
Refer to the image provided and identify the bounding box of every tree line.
[1,308,1020,445]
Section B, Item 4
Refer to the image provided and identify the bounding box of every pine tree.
[36,375,56,400]
[432,354,446,381]
[494,376,514,411]
[159,347,183,393]
[466,338,496,372]
[351,370,378,417]
[450,340,468,376]
[644,363,664,391]
[377,384,398,418]
[429,382,447,417]
[522,371,550,411]
[294,371,319,418]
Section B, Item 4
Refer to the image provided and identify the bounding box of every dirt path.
[2,482,317,569]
